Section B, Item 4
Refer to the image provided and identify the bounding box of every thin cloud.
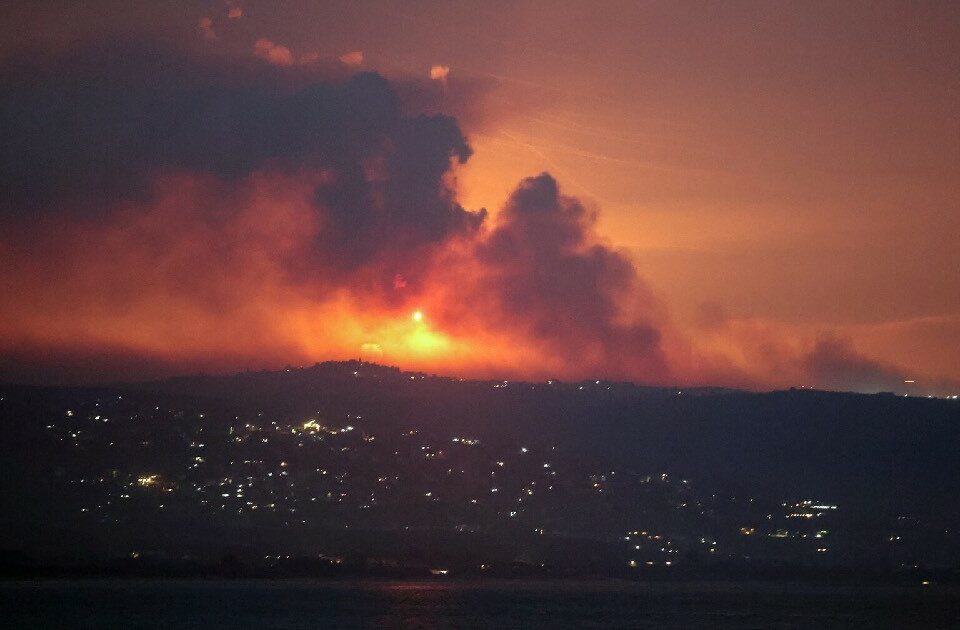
[253,38,295,66]
[197,16,216,40]
[339,51,364,66]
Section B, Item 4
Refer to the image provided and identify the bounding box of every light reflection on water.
[2,579,958,629]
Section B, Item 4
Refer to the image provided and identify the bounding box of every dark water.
[1,580,958,629]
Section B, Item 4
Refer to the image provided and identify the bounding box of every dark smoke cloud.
[0,40,483,284]
[313,113,484,280]
[476,173,667,379]
[800,336,907,393]
[0,38,811,390]
[1,41,375,210]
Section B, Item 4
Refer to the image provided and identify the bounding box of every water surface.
[2,579,957,629]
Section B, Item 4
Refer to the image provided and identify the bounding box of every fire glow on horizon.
[0,6,957,397]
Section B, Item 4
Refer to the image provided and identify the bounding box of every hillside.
[1,361,958,577]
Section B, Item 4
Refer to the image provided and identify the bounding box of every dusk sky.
[1,0,957,394]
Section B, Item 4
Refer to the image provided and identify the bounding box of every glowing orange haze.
[0,165,930,392]
[1,2,958,394]
[0,169,555,383]
[0,0,960,394]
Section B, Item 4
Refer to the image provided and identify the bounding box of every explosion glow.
[0,4,956,398]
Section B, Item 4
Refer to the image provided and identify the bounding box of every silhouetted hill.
[1,361,958,576]
[131,361,960,519]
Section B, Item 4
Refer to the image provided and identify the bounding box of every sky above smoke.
[0,1,957,395]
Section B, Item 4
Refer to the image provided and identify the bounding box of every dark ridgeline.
[0,360,958,580]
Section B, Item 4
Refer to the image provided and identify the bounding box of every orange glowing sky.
[0,1,958,394]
